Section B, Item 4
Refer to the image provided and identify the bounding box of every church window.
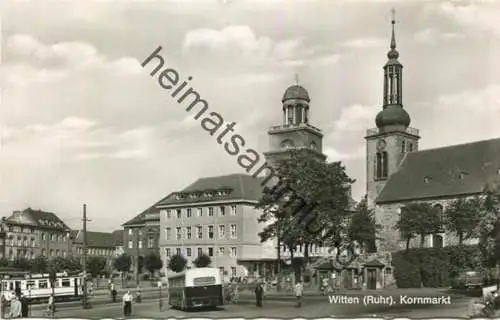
[375,152,388,179]
[382,152,388,178]
[401,141,406,153]
[434,204,444,230]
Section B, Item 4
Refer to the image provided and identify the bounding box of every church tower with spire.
[365,11,420,208]
[264,80,326,167]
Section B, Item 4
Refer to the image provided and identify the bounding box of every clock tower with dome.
[263,83,326,167]
[365,11,420,208]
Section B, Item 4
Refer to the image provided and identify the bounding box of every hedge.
[392,245,480,288]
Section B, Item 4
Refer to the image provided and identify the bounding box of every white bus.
[1,271,84,302]
[167,268,223,310]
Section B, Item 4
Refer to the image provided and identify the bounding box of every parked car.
[452,270,483,289]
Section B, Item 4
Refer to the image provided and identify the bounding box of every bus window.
[38,280,48,289]
[62,279,71,287]
[193,277,215,286]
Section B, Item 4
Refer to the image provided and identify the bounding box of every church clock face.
[377,139,386,151]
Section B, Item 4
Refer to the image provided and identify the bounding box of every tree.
[86,256,107,278]
[256,150,355,281]
[10,257,31,271]
[30,255,48,273]
[193,253,211,268]
[0,258,9,267]
[113,254,132,287]
[444,196,482,245]
[167,254,187,273]
[396,203,442,248]
[348,195,381,253]
[48,256,82,273]
[144,252,163,278]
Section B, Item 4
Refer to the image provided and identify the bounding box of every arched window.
[375,152,389,179]
[401,141,406,153]
[434,204,444,230]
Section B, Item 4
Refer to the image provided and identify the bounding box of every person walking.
[122,291,133,317]
[47,293,55,318]
[135,286,142,303]
[254,282,264,307]
[8,295,22,318]
[111,282,117,303]
[20,294,29,318]
[295,280,304,308]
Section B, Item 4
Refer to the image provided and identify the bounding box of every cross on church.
[295,74,299,86]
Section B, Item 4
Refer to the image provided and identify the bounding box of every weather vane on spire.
[295,74,299,86]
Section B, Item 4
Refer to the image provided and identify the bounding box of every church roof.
[377,138,500,204]
[282,85,310,103]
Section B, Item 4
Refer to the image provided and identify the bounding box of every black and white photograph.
[0,0,500,318]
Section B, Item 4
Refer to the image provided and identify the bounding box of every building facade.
[158,174,276,278]
[0,208,71,260]
[122,205,161,274]
[366,16,490,253]
[70,230,117,268]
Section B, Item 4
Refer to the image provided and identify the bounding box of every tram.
[1,271,84,302]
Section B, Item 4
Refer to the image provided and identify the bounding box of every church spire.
[383,8,403,106]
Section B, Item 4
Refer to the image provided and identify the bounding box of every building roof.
[70,230,115,248]
[377,138,500,204]
[121,195,170,227]
[156,173,264,207]
[5,208,70,230]
[112,230,124,246]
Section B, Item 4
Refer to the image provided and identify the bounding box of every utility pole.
[136,229,140,286]
[276,225,281,292]
[82,204,91,309]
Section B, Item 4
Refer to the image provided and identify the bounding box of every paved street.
[28,292,472,318]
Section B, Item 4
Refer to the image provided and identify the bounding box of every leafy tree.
[86,256,107,278]
[256,150,355,280]
[193,253,211,268]
[348,195,381,253]
[48,256,81,273]
[477,179,500,266]
[167,254,187,273]
[113,253,132,287]
[144,252,163,278]
[0,258,9,267]
[10,257,31,271]
[396,203,442,248]
[444,196,482,245]
[30,255,48,273]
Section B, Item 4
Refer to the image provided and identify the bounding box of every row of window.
[164,224,237,241]
[73,247,114,256]
[165,246,237,258]
[173,190,231,200]
[4,237,36,247]
[164,205,237,220]
[127,236,156,249]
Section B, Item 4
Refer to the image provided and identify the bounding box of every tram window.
[8,282,14,290]
[62,279,71,287]
[2,282,7,291]
[38,280,48,289]
[26,280,36,289]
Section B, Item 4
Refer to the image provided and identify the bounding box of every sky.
[1,0,500,232]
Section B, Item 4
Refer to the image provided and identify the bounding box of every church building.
[366,14,500,252]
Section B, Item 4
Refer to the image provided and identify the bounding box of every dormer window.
[424,176,431,184]
[189,193,197,199]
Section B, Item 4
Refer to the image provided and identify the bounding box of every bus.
[1,271,84,302]
[167,268,223,310]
